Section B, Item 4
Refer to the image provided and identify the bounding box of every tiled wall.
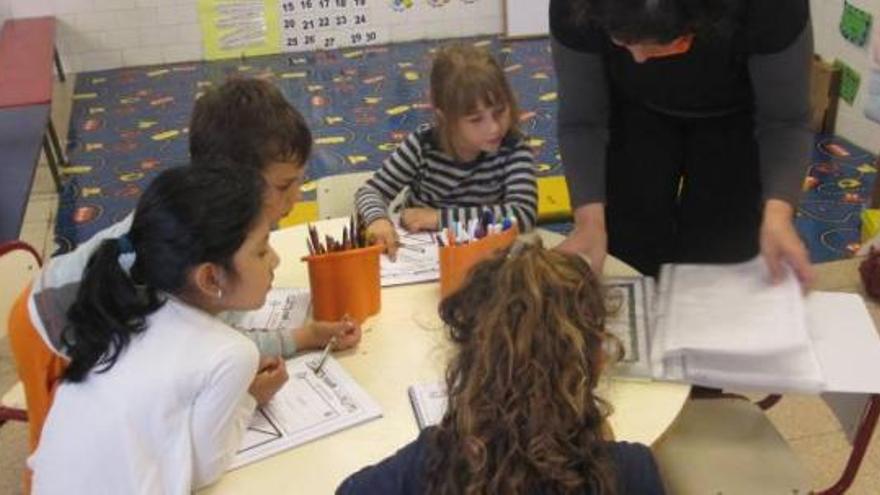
[811,0,880,154]
[7,0,203,72]
[6,0,504,73]
[0,1,10,27]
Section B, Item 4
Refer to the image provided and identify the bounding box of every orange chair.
[0,240,42,428]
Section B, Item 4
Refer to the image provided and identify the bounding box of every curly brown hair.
[425,241,617,495]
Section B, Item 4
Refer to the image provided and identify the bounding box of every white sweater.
[29,298,259,494]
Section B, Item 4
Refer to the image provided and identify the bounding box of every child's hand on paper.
[249,356,289,407]
[302,318,363,351]
[367,218,400,260]
[400,207,439,233]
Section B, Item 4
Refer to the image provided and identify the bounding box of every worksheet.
[603,277,654,379]
[380,228,440,287]
[408,381,447,430]
[224,287,311,331]
[231,353,382,469]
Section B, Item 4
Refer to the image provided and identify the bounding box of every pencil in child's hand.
[312,335,337,374]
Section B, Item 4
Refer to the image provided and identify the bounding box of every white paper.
[653,258,825,393]
[380,228,440,287]
[604,277,654,379]
[231,353,382,469]
[408,381,448,430]
[224,287,311,331]
[660,259,809,355]
[806,292,880,394]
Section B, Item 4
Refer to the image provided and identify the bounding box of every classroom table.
[202,217,691,494]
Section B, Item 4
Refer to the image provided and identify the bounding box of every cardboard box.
[810,55,842,134]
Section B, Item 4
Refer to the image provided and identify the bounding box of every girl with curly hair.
[337,242,664,494]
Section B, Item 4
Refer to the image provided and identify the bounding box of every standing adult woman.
[551,0,815,284]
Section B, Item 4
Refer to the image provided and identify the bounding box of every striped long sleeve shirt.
[355,124,538,231]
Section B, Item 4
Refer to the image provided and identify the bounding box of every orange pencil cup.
[302,244,382,324]
[439,226,519,298]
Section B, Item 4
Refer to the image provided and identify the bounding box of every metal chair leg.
[42,135,63,193]
[54,47,66,83]
[47,120,67,166]
[816,394,880,495]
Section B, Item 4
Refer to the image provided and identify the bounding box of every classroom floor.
[51,35,878,261]
[2,41,880,493]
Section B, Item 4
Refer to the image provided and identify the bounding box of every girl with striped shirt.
[355,43,538,259]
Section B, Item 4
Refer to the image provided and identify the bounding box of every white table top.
[203,218,690,494]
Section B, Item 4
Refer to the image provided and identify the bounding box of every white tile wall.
[74,10,115,32]
[11,0,52,18]
[51,0,93,16]
[156,4,197,26]
[79,49,121,70]
[102,28,139,50]
[162,42,201,64]
[122,45,162,67]
[7,0,507,73]
[388,20,425,43]
[137,25,164,46]
[0,0,12,25]
[423,20,463,40]
[92,0,134,10]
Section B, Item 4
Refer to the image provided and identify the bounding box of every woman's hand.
[760,199,815,288]
[248,356,289,407]
[400,208,440,233]
[555,203,608,274]
[366,218,400,260]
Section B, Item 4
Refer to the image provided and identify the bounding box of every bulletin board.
[503,0,549,39]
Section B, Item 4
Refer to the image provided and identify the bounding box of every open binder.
[409,258,880,429]
[650,258,880,394]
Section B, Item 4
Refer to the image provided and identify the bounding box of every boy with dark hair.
[9,78,357,477]
[190,78,313,222]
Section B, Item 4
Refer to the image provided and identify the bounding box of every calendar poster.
[279,0,387,53]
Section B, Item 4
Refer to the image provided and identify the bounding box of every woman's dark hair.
[189,77,313,169]
[575,0,736,44]
[62,161,266,382]
[425,242,618,495]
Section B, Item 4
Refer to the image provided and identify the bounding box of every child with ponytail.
[31,163,288,493]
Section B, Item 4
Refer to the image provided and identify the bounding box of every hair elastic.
[117,234,135,254]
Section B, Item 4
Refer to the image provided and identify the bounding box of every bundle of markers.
[437,212,519,297]
[306,215,369,255]
[436,211,517,247]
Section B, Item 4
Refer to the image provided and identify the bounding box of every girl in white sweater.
[30,162,285,494]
